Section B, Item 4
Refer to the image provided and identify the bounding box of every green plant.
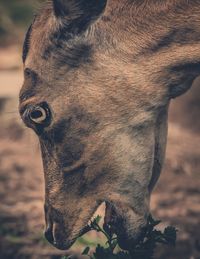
[62,215,177,259]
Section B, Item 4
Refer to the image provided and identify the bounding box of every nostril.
[44,227,54,244]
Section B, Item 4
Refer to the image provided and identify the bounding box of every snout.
[44,205,75,250]
[44,201,149,251]
[44,223,75,250]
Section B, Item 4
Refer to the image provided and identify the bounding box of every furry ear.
[53,0,107,30]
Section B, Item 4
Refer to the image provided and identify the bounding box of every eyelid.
[21,102,52,132]
[19,97,38,115]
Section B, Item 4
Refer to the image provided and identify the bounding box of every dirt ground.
[0,47,199,259]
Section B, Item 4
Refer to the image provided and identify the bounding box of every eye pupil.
[29,106,47,124]
[31,110,43,119]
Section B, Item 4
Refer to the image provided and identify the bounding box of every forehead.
[22,8,94,70]
[22,7,53,64]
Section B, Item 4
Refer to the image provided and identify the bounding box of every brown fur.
[19,0,200,250]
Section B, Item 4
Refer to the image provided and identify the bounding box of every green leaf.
[115,251,132,259]
[163,226,177,246]
[148,215,162,227]
[82,246,90,255]
[93,244,113,259]
[61,215,177,259]
[94,215,102,225]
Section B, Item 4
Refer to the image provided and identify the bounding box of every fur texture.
[19,0,200,250]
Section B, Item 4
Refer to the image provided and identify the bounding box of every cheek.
[58,139,85,167]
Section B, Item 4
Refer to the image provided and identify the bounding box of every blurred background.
[0,0,200,258]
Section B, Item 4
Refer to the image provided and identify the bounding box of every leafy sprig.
[62,215,177,259]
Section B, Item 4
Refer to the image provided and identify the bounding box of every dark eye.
[24,102,51,129]
[29,107,47,124]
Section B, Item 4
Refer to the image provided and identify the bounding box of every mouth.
[45,201,148,251]
[103,202,148,250]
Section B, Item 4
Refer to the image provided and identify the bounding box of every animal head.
[19,0,200,250]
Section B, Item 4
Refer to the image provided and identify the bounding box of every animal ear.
[53,0,107,30]
[170,84,193,98]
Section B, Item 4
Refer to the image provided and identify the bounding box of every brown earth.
[0,47,199,259]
